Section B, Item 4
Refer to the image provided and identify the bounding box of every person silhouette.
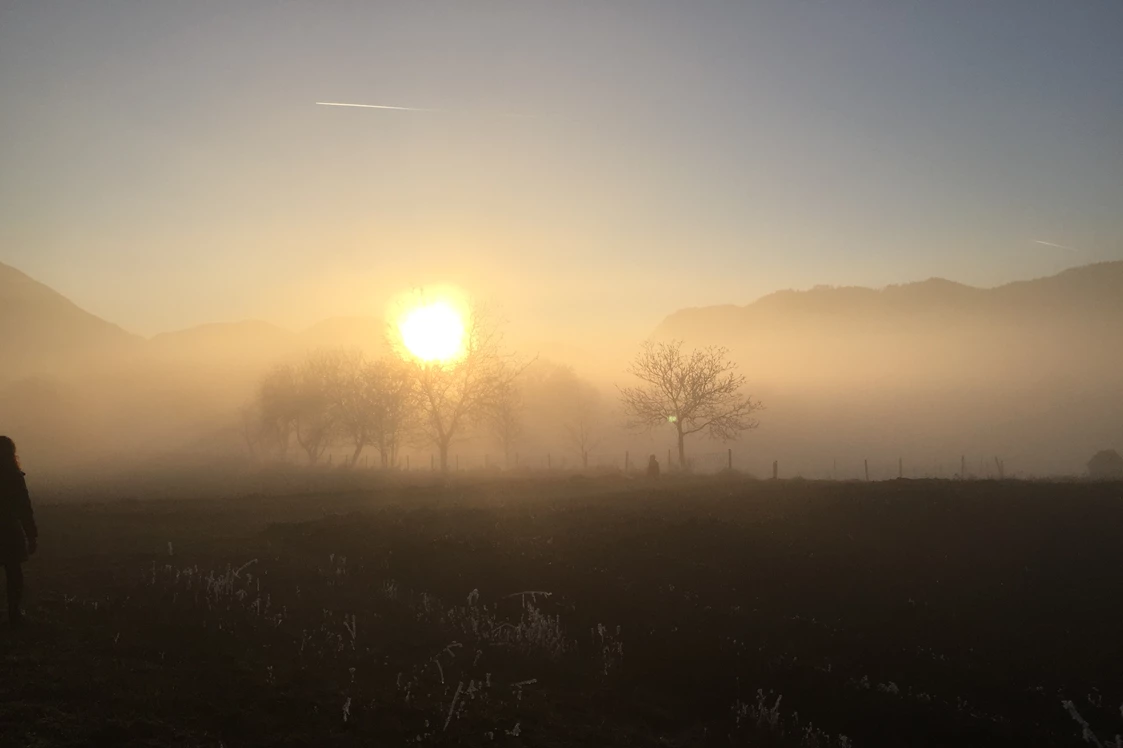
[1,436,37,627]
[646,454,660,479]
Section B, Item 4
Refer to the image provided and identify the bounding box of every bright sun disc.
[398,301,466,362]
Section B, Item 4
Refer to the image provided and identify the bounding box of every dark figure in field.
[0,436,37,627]
[647,454,660,479]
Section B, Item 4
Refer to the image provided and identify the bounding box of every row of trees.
[242,308,763,471]
[243,307,520,470]
[245,350,415,468]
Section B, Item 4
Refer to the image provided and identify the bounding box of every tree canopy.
[619,340,762,469]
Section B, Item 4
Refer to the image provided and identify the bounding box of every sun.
[397,299,466,363]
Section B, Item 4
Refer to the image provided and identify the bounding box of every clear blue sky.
[1,1,1120,341]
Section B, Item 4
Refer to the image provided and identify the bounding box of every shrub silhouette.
[1087,449,1123,480]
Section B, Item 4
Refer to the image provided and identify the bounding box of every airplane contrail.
[316,101,444,113]
[1032,240,1079,252]
[315,101,539,119]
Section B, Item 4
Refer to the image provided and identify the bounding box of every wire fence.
[340,449,1032,481]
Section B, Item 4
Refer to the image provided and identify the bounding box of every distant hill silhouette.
[659,262,1123,337]
[1,262,390,379]
[651,262,1123,477]
[3,259,1119,476]
[146,320,299,373]
[300,316,388,354]
[654,262,1123,384]
[0,262,142,381]
[0,263,392,469]
[143,317,388,375]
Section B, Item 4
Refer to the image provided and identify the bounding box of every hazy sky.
[1,1,1120,343]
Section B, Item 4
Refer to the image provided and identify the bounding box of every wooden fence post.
[772,460,778,480]
[864,459,870,482]
[899,457,903,479]
[728,448,733,471]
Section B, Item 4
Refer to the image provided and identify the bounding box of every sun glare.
[398,300,466,363]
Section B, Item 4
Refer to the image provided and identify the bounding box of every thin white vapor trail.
[315,101,540,119]
[316,101,444,112]
[1032,240,1079,252]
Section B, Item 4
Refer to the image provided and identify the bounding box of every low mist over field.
[2,259,1121,481]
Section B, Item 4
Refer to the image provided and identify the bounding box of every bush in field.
[1087,449,1123,480]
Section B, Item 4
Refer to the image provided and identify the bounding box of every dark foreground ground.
[2,474,1121,747]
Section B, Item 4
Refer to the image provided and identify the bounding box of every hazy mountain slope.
[650,262,1123,475]
[300,316,388,355]
[144,316,390,367]
[0,266,393,470]
[147,320,298,368]
[0,262,142,379]
[660,263,1123,337]
[654,262,1123,383]
[4,259,1117,476]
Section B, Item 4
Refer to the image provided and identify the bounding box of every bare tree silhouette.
[565,381,602,470]
[408,305,523,472]
[238,403,263,462]
[619,340,762,469]
[254,350,418,468]
[292,351,344,465]
[257,364,299,463]
[362,356,417,468]
[329,350,372,467]
[486,377,523,468]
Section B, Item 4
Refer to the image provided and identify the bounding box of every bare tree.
[619,340,763,470]
[564,381,602,470]
[330,349,374,467]
[257,364,299,462]
[408,305,522,472]
[485,377,523,468]
[257,350,415,469]
[292,350,344,465]
[363,356,417,468]
[239,404,263,462]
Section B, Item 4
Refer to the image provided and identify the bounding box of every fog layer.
[2,261,1120,483]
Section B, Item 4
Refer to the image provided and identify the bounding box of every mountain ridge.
[0,262,143,380]
[656,261,1123,339]
[2,259,1119,475]
[5,259,1121,380]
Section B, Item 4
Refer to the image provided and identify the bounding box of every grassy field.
[3,473,1121,747]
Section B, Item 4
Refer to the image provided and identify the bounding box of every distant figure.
[0,436,37,627]
[646,454,660,479]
